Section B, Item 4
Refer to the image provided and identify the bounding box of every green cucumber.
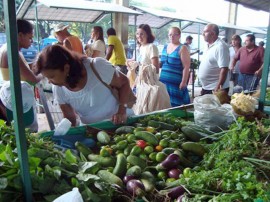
[75,141,93,157]
[116,140,128,150]
[126,165,142,177]
[141,171,155,183]
[88,154,116,167]
[124,144,134,156]
[113,153,127,178]
[97,170,123,187]
[130,145,142,155]
[115,126,135,135]
[134,131,159,146]
[141,178,155,192]
[148,120,176,130]
[173,149,194,168]
[181,142,207,157]
[181,126,202,142]
[97,131,111,144]
[162,147,175,155]
[181,124,216,142]
[127,155,147,169]
[141,171,156,191]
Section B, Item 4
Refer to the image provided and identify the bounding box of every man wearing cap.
[0,81,38,132]
[184,35,199,56]
[54,23,83,54]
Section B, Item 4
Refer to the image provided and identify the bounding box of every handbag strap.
[89,60,117,99]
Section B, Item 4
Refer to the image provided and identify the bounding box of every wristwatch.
[119,103,128,108]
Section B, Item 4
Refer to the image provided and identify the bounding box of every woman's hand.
[179,82,187,90]
[112,112,127,125]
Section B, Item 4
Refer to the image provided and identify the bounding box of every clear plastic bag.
[194,94,235,132]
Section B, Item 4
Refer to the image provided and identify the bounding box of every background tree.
[0,0,23,32]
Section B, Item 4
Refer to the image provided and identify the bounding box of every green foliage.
[190,58,200,70]
[169,117,270,201]
[0,0,23,32]
[0,122,114,201]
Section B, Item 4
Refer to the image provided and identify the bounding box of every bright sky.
[143,0,269,27]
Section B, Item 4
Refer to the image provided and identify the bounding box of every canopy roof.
[197,18,267,38]
[17,0,142,23]
[224,0,270,13]
[16,0,266,38]
[129,6,205,30]
[128,6,267,38]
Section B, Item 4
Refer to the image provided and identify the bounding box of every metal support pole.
[34,0,40,52]
[37,84,55,130]
[3,0,32,201]
[259,23,270,112]
[134,15,137,60]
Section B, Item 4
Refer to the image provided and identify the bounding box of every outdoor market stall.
[1,0,270,201]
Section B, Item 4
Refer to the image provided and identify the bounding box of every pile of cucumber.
[75,115,212,201]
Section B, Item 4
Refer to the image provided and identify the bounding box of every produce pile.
[0,113,269,201]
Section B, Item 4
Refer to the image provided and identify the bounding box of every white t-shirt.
[229,46,240,74]
[53,58,133,124]
[136,43,159,65]
[92,40,106,58]
[198,38,230,90]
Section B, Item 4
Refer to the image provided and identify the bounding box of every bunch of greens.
[138,113,192,129]
[167,117,270,201]
[0,120,114,201]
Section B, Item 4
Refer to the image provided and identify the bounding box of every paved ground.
[36,84,202,132]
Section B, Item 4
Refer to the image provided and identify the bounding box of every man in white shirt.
[198,24,230,95]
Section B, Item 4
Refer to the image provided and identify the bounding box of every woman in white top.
[85,26,106,58]
[134,24,159,74]
[126,24,159,88]
[35,45,134,126]
[229,34,242,85]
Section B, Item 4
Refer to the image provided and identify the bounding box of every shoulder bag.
[90,61,136,108]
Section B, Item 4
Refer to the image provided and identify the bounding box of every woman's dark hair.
[93,26,105,42]
[107,28,116,36]
[231,34,242,47]
[138,24,155,43]
[17,19,33,34]
[35,45,85,88]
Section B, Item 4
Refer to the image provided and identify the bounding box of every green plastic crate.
[41,108,193,138]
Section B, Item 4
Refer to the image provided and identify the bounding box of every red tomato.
[136,140,147,149]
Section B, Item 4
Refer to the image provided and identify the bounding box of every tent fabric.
[128,6,266,38]
[224,0,270,13]
[129,6,205,29]
[16,0,266,38]
[17,0,142,23]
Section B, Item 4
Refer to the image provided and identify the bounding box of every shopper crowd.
[1,19,266,131]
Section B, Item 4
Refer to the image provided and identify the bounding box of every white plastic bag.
[133,64,171,115]
[53,187,84,202]
[54,118,72,136]
[194,94,235,132]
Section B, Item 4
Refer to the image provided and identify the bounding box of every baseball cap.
[54,23,69,33]
[0,81,34,126]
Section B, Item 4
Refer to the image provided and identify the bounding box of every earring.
[65,73,70,82]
